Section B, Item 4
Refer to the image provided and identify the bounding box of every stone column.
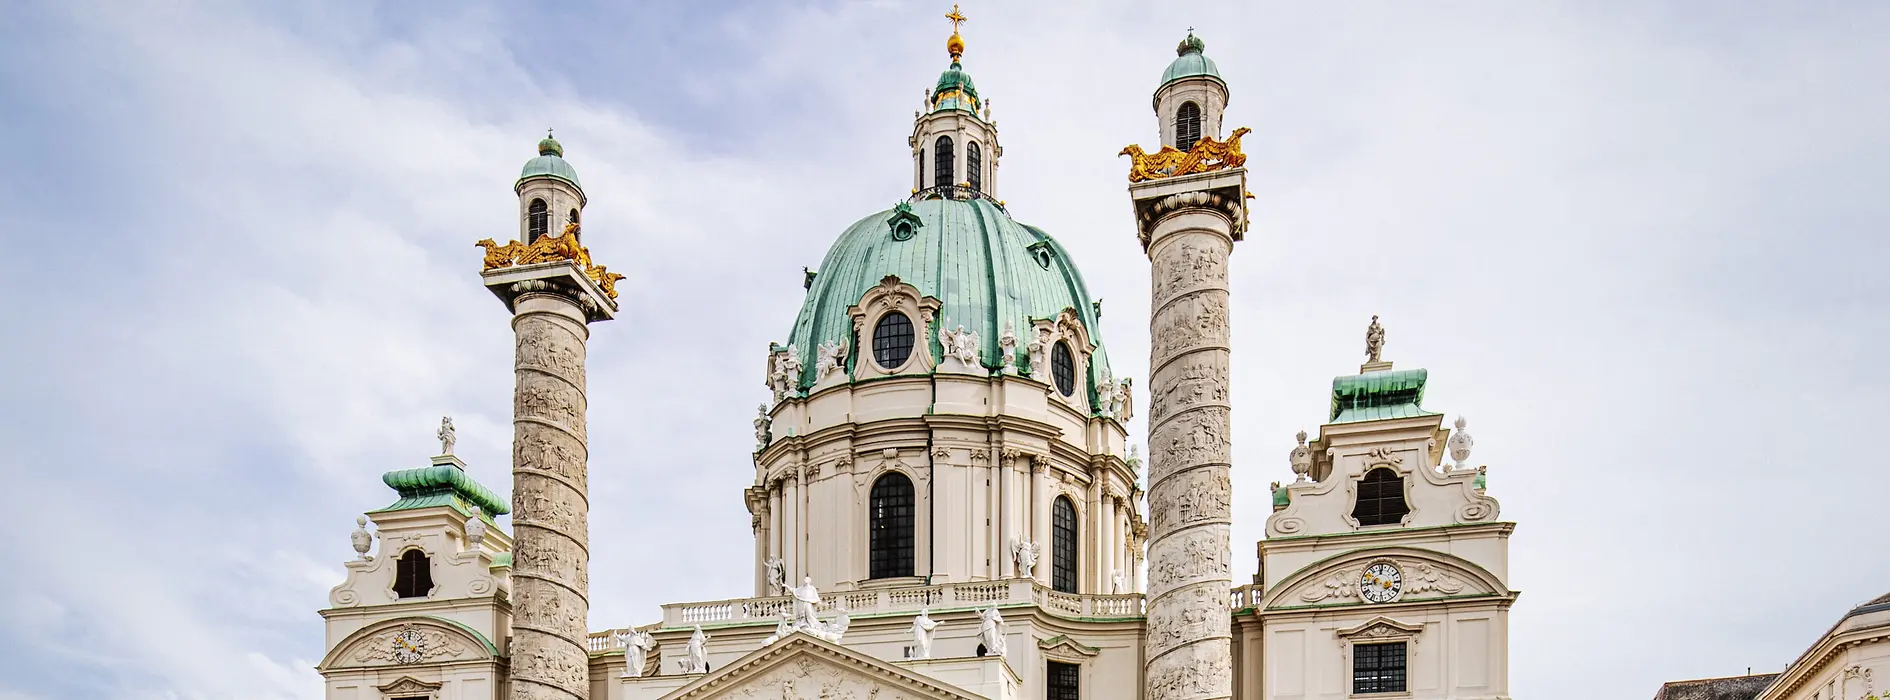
[783,475,800,581]
[1029,456,1049,583]
[1138,193,1241,700]
[508,291,595,700]
[998,453,1014,577]
[1099,490,1117,591]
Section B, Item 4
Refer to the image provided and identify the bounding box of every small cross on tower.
[945,4,967,34]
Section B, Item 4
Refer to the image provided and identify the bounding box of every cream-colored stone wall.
[911,108,1000,195]
[1757,601,1890,700]
[1154,78,1228,151]
[517,178,584,242]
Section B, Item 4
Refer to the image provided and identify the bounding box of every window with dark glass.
[1051,342,1076,396]
[1176,101,1203,151]
[1352,468,1411,527]
[872,312,915,369]
[934,136,954,188]
[1352,642,1407,694]
[1051,496,1078,593]
[869,472,915,579]
[967,141,983,192]
[1047,661,1080,700]
[393,550,433,598]
[527,199,549,242]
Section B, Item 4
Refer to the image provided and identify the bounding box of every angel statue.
[1010,538,1039,579]
[762,609,793,645]
[682,626,710,673]
[978,606,1007,657]
[617,628,655,677]
[910,608,939,659]
[814,339,848,380]
[765,556,787,595]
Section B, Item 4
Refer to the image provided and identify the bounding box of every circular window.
[1051,342,1076,396]
[872,312,916,369]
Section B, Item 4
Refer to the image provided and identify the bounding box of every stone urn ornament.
[1448,416,1474,470]
[1289,430,1313,482]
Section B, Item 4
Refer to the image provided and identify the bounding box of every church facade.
[315,12,1516,700]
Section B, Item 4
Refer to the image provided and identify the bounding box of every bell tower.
[477,136,622,700]
[910,4,1002,199]
[1124,30,1249,700]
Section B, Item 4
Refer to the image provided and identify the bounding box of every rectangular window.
[1352,642,1406,695]
[1046,661,1080,700]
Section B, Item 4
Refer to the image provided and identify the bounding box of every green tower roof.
[376,461,511,519]
[1329,368,1439,424]
[784,197,1114,410]
[518,133,582,190]
[1160,32,1224,89]
[931,61,981,113]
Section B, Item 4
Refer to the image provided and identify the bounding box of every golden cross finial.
[945,5,967,34]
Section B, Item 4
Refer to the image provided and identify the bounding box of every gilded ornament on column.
[475,221,625,299]
[1118,127,1252,182]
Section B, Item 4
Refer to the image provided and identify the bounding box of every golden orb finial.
[945,4,967,59]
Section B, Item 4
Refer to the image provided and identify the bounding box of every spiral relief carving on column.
[1142,222,1235,700]
[509,296,593,700]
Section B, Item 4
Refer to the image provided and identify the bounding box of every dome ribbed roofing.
[1160,33,1223,88]
[786,198,1113,406]
[931,61,980,113]
[519,154,582,190]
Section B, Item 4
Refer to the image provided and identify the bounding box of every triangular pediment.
[661,633,985,700]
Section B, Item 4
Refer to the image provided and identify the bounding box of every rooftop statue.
[1365,314,1386,363]
[436,416,456,456]
[911,609,940,659]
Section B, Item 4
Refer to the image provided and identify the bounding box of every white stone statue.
[1098,368,1118,417]
[815,604,850,643]
[769,353,791,401]
[436,416,456,455]
[617,629,654,677]
[1112,570,1126,594]
[791,576,821,629]
[1290,430,1313,482]
[1116,378,1134,421]
[978,606,1007,657]
[1448,416,1475,470]
[1010,537,1039,578]
[910,608,939,659]
[464,506,487,551]
[351,515,373,561]
[938,319,980,368]
[765,556,787,595]
[1126,444,1142,472]
[762,609,793,645]
[1365,314,1386,363]
[814,339,847,381]
[754,404,772,453]
[1025,327,1052,375]
[997,321,1018,372]
[682,626,710,673]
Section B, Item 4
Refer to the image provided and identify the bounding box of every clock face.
[391,627,427,664]
[1358,562,1403,604]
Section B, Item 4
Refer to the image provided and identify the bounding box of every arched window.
[868,472,916,579]
[933,136,954,188]
[1352,468,1411,527]
[527,199,549,242]
[1051,342,1076,396]
[1051,496,1079,593]
[966,141,983,192]
[873,312,915,369]
[567,208,580,237]
[393,549,433,598]
[1176,101,1203,151]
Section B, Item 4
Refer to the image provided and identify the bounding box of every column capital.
[1126,169,1248,253]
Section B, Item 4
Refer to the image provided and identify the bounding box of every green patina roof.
[377,463,511,518]
[1160,33,1223,89]
[785,197,1114,410]
[1329,368,1438,424]
[934,61,979,98]
[519,153,582,190]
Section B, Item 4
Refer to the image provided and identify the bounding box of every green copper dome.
[377,462,511,519]
[518,135,582,190]
[785,197,1114,409]
[1160,33,1223,89]
[931,61,981,113]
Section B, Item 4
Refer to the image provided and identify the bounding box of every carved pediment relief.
[663,634,982,700]
[319,617,495,671]
[1336,616,1423,641]
[1264,547,1506,611]
[378,676,443,697]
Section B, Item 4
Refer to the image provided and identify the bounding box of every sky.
[0,1,1885,698]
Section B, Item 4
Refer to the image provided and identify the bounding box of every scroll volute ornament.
[475,221,625,299]
[1119,127,1251,182]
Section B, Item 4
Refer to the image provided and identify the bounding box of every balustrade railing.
[650,579,1143,629]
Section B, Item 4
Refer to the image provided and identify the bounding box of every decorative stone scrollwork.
[349,623,471,666]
